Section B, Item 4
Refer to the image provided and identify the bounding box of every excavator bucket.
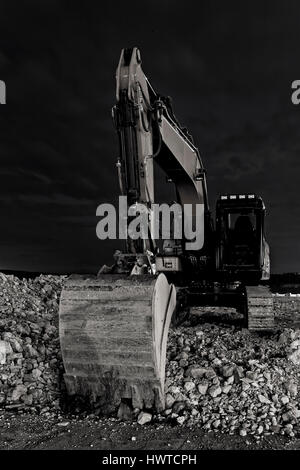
[59,273,176,413]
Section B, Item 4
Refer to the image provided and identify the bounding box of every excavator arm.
[113,47,210,254]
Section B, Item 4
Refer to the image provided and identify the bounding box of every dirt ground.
[0,413,300,450]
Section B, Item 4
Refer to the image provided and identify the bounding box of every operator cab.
[215,194,268,281]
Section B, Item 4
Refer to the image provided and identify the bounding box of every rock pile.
[1,272,300,438]
[0,273,65,413]
[161,323,300,437]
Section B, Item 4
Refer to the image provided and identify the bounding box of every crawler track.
[246,285,274,331]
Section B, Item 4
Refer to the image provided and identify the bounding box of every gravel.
[161,321,300,437]
[0,273,66,414]
[1,272,300,438]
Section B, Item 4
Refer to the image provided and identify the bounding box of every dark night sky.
[0,0,300,273]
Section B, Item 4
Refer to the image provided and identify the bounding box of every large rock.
[185,366,207,379]
[137,412,152,425]
[24,344,38,358]
[222,365,234,378]
[285,381,298,397]
[258,394,271,405]
[22,394,33,406]
[177,415,186,425]
[222,384,232,394]
[32,369,42,380]
[205,369,217,380]
[198,382,209,395]
[8,338,23,353]
[0,341,12,365]
[288,349,300,365]
[165,393,176,409]
[208,385,222,398]
[233,366,244,383]
[172,402,186,414]
[11,385,27,402]
[184,381,195,393]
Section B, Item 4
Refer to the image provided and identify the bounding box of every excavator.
[59,47,274,414]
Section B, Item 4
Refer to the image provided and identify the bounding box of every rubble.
[0,273,66,413]
[1,271,300,439]
[162,322,300,437]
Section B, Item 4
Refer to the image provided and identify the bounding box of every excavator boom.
[113,47,210,255]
